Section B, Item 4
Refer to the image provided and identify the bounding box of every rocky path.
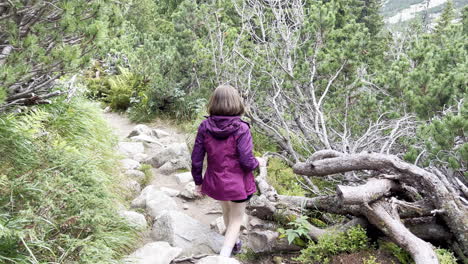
[103,112,244,264]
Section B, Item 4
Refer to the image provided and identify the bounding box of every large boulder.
[118,142,145,157]
[131,186,177,218]
[196,256,240,264]
[146,192,178,218]
[124,242,182,264]
[151,210,224,256]
[118,210,147,229]
[143,143,190,169]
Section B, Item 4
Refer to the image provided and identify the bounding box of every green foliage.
[295,225,370,264]
[267,158,307,197]
[84,65,148,111]
[0,0,122,107]
[363,255,381,264]
[435,248,458,264]
[235,248,262,261]
[0,97,138,263]
[278,216,312,246]
[379,240,414,264]
[139,164,153,187]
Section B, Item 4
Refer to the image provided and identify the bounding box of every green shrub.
[0,97,138,263]
[267,157,307,197]
[379,240,458,264]
[295,225,370,264]
[379,240,413,264]
[436,248,458,264]
[278,216,312,246]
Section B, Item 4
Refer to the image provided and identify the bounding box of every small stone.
[121,159,140,170]
[183,204,189,210]
[124,179,141,193]
[127,124,155,138]
[180,182,201,200]
[175,172,193,184]
[160,187,180,197]
[133,153,149,162]
[124,241,182,264]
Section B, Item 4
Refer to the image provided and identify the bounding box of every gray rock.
[160,187,180,197]
[159,159,190,174]
[131,185,158,208]
[124,242,182,264]
[144,143,190,169]
[124,179,142,193]
[180,182,199,200]
[196,256,240,264]
[125,170,145,181]
[145,192,178,218]
[118,210,147,229]
[131,135,160,144]
[247,230,301,253]
[151,210,224,256]
[127,124,156,138]
[133,153,149,163]
[131,186,178,218]
[121,159,141,170]
[153,129,170,138]
[175,172,193,184]
[248,194,276,219]
[118,142,145,157]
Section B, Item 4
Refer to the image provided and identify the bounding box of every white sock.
[219,245,232,257]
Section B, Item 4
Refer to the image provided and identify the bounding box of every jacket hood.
[206,115,242,139]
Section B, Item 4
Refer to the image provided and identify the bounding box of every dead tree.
[249,151,468,263]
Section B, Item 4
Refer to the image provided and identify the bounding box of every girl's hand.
[256,157,267,167]
[195,185,203,196]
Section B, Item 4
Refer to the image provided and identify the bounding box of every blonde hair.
[207,85,245,116]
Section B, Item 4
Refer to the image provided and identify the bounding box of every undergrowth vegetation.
[0,98,138,263]
[295,225,370,264]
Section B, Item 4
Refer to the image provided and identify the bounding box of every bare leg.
[219,201,247,257]
[219,201,230,235]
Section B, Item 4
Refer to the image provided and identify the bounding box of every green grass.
[0,97,139,263]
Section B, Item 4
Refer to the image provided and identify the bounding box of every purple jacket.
[191,115,259,201]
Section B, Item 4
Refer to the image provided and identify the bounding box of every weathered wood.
[337,178,398,205]
[293,150,468,255]
[364,200,438,264]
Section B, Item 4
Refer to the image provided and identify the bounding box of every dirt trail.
[103,112,221,237]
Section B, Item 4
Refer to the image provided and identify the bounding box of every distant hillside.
[382,0,468,24]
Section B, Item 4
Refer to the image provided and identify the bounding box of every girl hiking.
[191,84,265,258]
